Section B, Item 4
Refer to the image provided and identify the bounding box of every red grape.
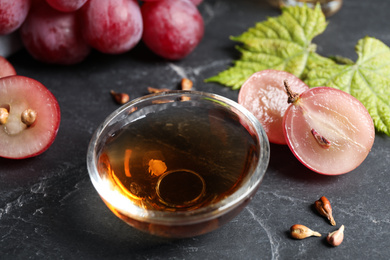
[238,70,309,145]
[283,86,375,175]
[141,0,203,4]
[45,0,88,12]
[0,56,16,77]
[0,0,31,35]
[80,0,143,54]
[20,1,91,65]
[0,75,60,159]
[141,0,204,60]
[189,0,203,5]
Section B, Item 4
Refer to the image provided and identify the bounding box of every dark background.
[1,0,390,259]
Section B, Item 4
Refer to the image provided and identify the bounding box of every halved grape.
[0,75,61,159]
[141,0,204,60]
[238,70,309,145]
[283,87,375,175]
[80,0,143,54]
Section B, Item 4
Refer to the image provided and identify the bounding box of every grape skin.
[189,0,203,5]
[20,1,91,65]
[141,0,203,4]
[141,0,204,60]
[0,0,31,35]
[80,0,143,54]
[0,56,16,77]
[45,0,88,12]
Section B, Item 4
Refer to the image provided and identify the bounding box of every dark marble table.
[1,0,389,259]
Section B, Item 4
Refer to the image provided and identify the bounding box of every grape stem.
[283,80,299,104]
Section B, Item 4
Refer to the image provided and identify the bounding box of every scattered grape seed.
[147,87,171,94]
[314,196,336,225]
[181,78,193,101]
[110,90,129,105]
[181,78,193,90]
[327,225,345,246]
[290,224,321,239]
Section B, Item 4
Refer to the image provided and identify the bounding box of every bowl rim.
[87,90,270,225]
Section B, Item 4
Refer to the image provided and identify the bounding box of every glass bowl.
[87,91,270,238]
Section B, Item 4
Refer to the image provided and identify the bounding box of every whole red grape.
[141,0,204,60]
[45,0,88,12]
[0,0,31,35]
[20,1,90,64]
[80,0,143,54]
[141,0,203,4]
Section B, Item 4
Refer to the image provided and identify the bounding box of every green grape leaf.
[305,37,390,136]
[205,4,335,89]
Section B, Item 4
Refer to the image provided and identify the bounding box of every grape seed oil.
[97,104,260,212]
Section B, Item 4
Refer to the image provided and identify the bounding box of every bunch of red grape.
[0,0,204,64]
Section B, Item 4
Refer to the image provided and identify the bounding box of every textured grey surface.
[1,0,390,259]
